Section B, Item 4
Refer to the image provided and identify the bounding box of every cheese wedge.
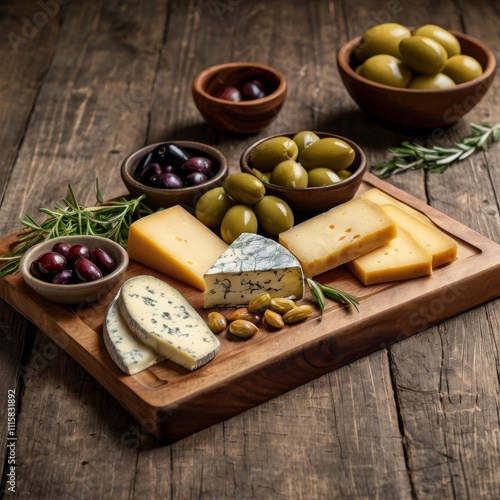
[118,276,220,371]
[103,296,163,375]
[380,204,457,268]
[279,197,397,278]
[127,205,228,291]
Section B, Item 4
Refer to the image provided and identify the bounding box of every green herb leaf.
[307,278,360,313]
[307,278,325,314]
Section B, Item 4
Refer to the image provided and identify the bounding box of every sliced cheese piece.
[347,226,432,285]
[203,232,304,308]
[279,197,397,278]
[380,204,458,268]
[127,205,228,291]
[117,276,220,371]
[103,296,163,375]
[360,188,433,226]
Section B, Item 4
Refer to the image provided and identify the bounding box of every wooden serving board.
[2,173,500,442]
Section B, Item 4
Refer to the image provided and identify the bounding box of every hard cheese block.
[117,276,220,371]
[103,296,163,375]
[279,197,397,278]
[381,204,458,268]
[203,232,304,308]
[347,226,433,285]
[127,205,228,291]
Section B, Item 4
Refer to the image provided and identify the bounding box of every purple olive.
[241,79,266,100]
[37,252,67,275]
[74,258,103,282]
[90,248,115,275]
[216,86,242,102]
[162,165,174,173]
[186,172,208,186]
[52,242,71,259]
[181,157,212,176]
[52,269,74,285]
[68,244,89,265]
[155,172,183,189]
[30,259,49,280]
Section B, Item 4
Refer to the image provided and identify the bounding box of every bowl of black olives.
[19,235,128,304]
[192,62,287,134]
[121,141,228,210]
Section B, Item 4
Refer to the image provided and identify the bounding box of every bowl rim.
[337,30,496,94]
[121,140,228,195]
[240,131,367,193]
[192,62,287,106]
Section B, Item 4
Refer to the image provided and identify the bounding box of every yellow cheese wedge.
[127,205,228,291]
[380,204,457,268]
[279,197,398,278]
[347,226,433,285]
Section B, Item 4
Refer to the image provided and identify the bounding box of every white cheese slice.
[103,296,164,375]
[117,276,220,371]
[203,232,304,308]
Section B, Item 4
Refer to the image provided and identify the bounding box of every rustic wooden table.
[1,0,499,498]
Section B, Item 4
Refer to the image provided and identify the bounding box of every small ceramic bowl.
[240,132,366,214]
[20,235,128,305]
[192,62,287,134]
[121,141,228,210]
[337,31,496,129]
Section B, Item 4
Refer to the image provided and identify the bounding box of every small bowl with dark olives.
[337,25,496,129]
[192,62,287,134]
[19,235,128,305]
[240,131,366,214]
[121,141,228,210]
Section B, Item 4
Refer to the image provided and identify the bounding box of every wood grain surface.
[1,0,499,498]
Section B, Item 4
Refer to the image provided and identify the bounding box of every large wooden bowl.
[240,132,366,215]
[337,31,496,129]
[192,62,287,134]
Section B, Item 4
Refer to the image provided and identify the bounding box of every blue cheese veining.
[203,232,304,308]
[117,276,220,371]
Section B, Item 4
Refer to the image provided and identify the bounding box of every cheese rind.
[203,232,304,308]
[380,204,457,268]
[103,296,163,375]
[279,198,398,278]
[127,205,228,291]
[117,276,220,371]
[347,226,432,285]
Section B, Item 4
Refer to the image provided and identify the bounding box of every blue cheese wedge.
[117,276,220,371]
[203,232,304,308]
[103,296,164,375]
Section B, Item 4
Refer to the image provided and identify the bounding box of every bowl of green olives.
[121,141,228,210]
[240,131,366,214]
[337,24,496,128]
[192,62,287,134]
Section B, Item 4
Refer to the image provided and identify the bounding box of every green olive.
[269,160,308,188]
[337,170,352,181]
[307,168,341,187]
[408,73,456,89]
[354,23,411,62]
[413,24,461,58]
[399,36,448,75]
[299,138,355,172]
[222,173,265,205]
[357,54,412,88]
[195,187,234,227]
[220,205,258,244]
[253,196,294,235]
[249,136,299,172]
[251,168,270,184]
[442,55,483,84]
[292,131,320,156]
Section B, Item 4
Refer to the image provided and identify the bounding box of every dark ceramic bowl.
[337,30,496,129]
[240,132,366,214]
[192,62,287,134]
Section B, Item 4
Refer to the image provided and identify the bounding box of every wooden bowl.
[337,31,496,129]
[192,62,287,134]
[240,132,366,215]
[20,235,128,305]
[121,141,228,211]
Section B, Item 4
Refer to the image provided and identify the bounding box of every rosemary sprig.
[0,179,155,276]
[307,278,360,314]
[372,122,500,178]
